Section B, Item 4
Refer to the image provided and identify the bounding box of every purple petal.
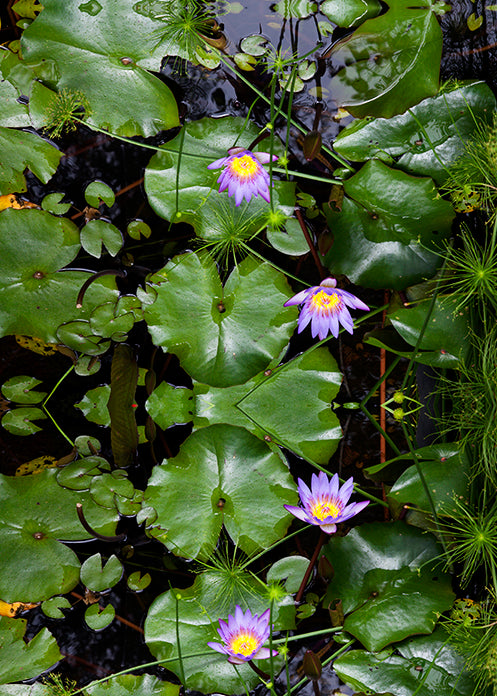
[338,477,355,505]
[228,655,247,664]
[208,157,228,169]
[253,152,278,164]
[253,647,278,660]
[337,500,370,522]
[284,504,313,524]
[339,289,369,311]
[208,641,230,655]
[319,522,337,534]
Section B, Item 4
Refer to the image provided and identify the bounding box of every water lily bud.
[303,650,322,680]
[303,130,322,161]
[328,598,344,627]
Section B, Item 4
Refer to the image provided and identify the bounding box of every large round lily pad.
[0,469,119,602]
[21,0,179,137]
[0,208,119,343]
[143,252,297,387]
[143,424,298,559]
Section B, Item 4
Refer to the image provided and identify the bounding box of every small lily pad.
[80,553,123,592]
[85,603,115,631]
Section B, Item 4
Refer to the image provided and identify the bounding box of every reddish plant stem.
[248,659,270,682]
[295,530,327,604]
[295,207,327,280]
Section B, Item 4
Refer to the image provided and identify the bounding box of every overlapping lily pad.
[0,616,61,685]
[323,522,454,651]
[0,469,119,602]
[334,81,497,184]
[143,252,297,387]
[323,160,455,289]
[21,0,179,136]
[334,627,476,696]
[0,208,119,343]
[143,424,297,559]
[328,0,442,117]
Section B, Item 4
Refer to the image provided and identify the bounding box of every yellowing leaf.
[16,456,57,476]
[0,195,37,211]
[467,11,483,29]
[0,599,38,617]
[15,335,58,355]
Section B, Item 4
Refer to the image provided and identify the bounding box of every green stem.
[360,355,402,408]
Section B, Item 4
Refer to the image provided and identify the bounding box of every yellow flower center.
[310,290,341,313]
[230,154,260,180]
[230,631,259,656]
[310,498,341,522]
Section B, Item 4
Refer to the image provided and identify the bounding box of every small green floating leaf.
[127,219,151,240]
[75,385,111,426]
[80,219,123,258]
[267,556,310,593]
[80,553,123,592]
[2,407,47,436]
[1,375,47,404]
[84,180,115,208]
[41,596,72,619]
[41,192,72,215]
[127,571,151,592]
[84,603,115,631]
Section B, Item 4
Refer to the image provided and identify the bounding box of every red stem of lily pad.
[295,530,327,604]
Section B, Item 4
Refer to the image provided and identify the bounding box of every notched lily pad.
[0,616,62,684]
[144,252,297,387]
[143,424,297,559]
[0,469,119,602]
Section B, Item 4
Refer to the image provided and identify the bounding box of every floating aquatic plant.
[44,88,91,138]
[284,278,369,340]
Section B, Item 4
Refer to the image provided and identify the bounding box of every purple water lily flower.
[208,606,278,665]
[208,146,278,206]
[284,472,369,534]
[284,277,369,340]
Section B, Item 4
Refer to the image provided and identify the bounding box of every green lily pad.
[0,208,119,344]
[0,75,30,126]
[145,569,292,694]
[82,674,180,696]
[321,0,381,27]
[144,252,296,387]
[85,603,115,631]
[90,471,135,509]
[334,81,496,185]
[21,0,179,137]
[328,0,442,118]
[41,192,72,216]
[323,160,455,289]
[334,627,476,696]
[1,375,46,404]
[80,219,123,258]
[75,385,111,426]
[127,571,151,592]
[323,522,454,651]
[41,596,72,619]
[0,469,119,602]
[80,553,123,592]
[84,181,115,209]
[0,616,61,685]
[56,456,111,491]
[143,424,297,559]
[2,407,47,436]
[144,116,284,226]
[388,444,470,516]
[266,556,310,593]
[0,127,62,195]
[147,347,342,464]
